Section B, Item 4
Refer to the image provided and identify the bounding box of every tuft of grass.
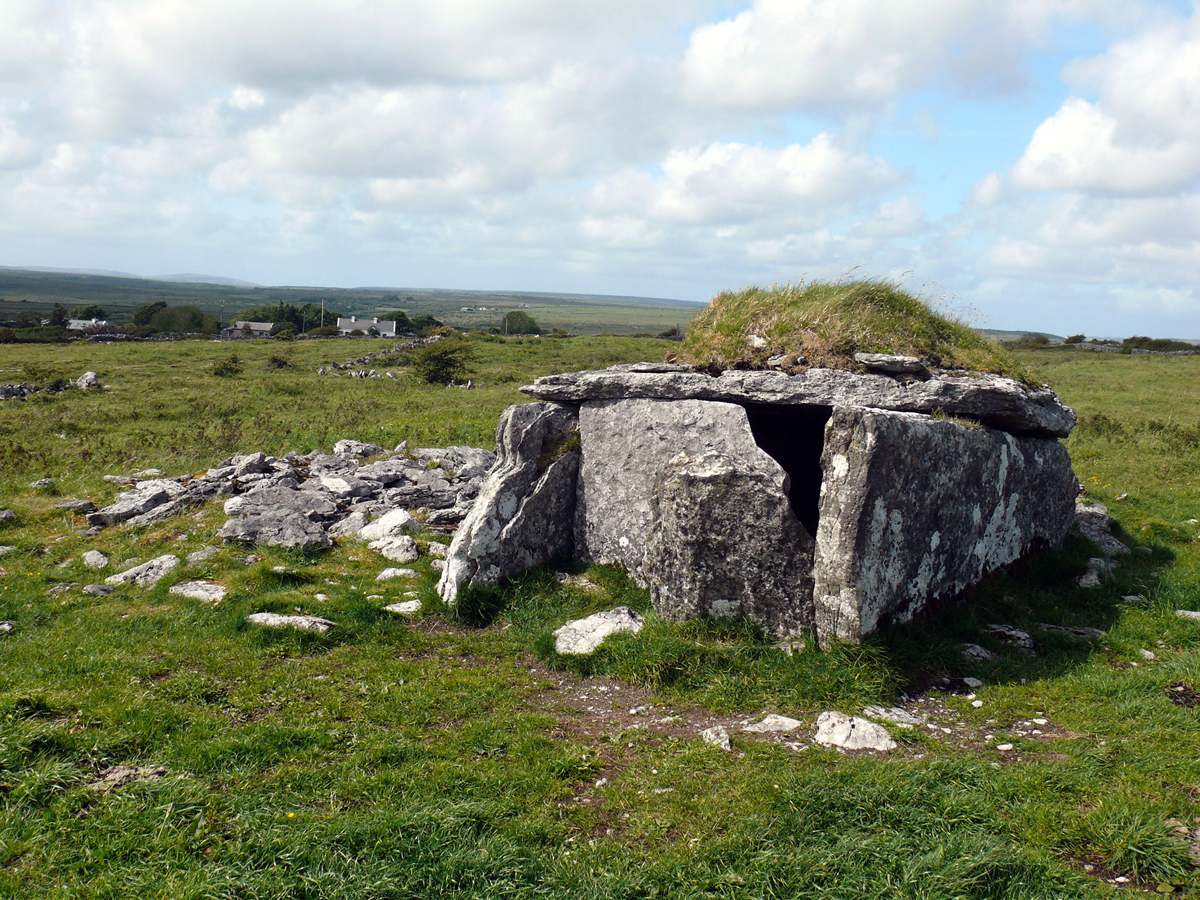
[676,278,1028,380]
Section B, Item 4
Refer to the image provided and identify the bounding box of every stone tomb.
[437,362,1078,648]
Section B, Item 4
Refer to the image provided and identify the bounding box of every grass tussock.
[676,278,1027,380]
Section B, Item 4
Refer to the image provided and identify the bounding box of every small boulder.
[104,554,181,587]
[1076,557,1119,588]
[1176,610,1200,622]
[75,371,101,390]
[328,512,368,538]
[82,584,113,596]
[814,711,897,752]
[186,546,219,566]
[30,478,57,491]
[0,509,14,524]
[244,612,336,633]
[55,499,96,512]
[368,535,419,563]
[959,642,996,662]
[552,607,644,655]
[219,509,331,551]
[700,725,732,751]
[358,509,418,542]
[169,581,227,603]
[0,621,14,635]
[376,567,417,582]
[384,599,423,616]
[333,439,386,459]
[82,550,109,569]
[983,624,1036,655]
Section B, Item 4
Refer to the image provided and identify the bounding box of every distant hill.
[153,273,260,287]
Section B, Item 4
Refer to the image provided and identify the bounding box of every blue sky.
[2,1,1199,338]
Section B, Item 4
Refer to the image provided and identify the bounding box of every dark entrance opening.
[745,405,831,536]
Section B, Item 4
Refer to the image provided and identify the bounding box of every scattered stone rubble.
[0,371,101,400]
[440,360,1080,649]
[72,442,494,552]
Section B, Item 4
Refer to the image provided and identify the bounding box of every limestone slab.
[523,365,1075,438]
[813,407,1076,648]
[575,398,773,579]
[643,450,814,638]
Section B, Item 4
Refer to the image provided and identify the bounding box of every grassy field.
[0,269,701,335]
[2,341,1200,898]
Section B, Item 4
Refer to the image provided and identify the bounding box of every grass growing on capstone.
[676,279,1028,379]
[3,340,1200,896]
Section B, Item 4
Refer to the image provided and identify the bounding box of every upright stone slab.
[574,398,778,580]
[813,406,1077,648]
[644,450,815,637]
[437,402,579,604]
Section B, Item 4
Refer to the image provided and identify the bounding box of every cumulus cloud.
[680,0,1119,112]
[1013,16,1200,194]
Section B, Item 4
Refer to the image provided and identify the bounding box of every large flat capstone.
[813,406,1077,648]
[523,364,1075,438]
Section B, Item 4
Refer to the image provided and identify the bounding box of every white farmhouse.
[337,316,397,337]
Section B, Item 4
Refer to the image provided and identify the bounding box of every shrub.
[273,327,295,341]
[306,325,340,337]
[676,278,1025,380]
[1065,334,1085,343]
[265,353,291,370]
[412,337,476,384]
[211,353,243,377]
[0,327,15,344]
[502,310,540,335]
[68,304,107,320]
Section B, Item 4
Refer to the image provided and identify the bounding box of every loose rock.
[552,607,644,655]
[742,714,802,733]
[82,550,109,569]
[0,509,14,524]
[0,621,14,635]
[983,624,1036,655]
[368,535,419,563]
[384,599,423,616]
[700,725,732,751]
[244,612,336,633]
[1176,610,1200,622]
[169,581,227,603]
[959,642,996,662]
[376,567,417,582]
[82,584,113,596]
[358,508,419,542]
[104,554,181,587]
[814,711,897,752]
[186,546,219,565]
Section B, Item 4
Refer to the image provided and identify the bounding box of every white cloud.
[1013,16,1200,194]
[589,135,900,227]
[680,0,1117,112]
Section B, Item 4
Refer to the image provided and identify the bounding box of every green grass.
[677,279,1027,379]
[2,341,1200,897]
